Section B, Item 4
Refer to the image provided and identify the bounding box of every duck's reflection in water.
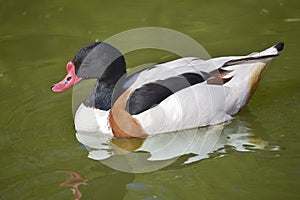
[76,119,279,173]
[56,170,88,200]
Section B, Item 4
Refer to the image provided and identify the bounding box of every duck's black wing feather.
[126,72,208,115]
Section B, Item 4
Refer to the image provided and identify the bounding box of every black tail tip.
[274,42,284,52]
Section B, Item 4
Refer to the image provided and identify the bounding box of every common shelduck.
[51,42,284,138]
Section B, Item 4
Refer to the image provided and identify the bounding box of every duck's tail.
[222,42,284,67]
[220,42,284,112]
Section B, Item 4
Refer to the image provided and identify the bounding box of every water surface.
[0,0,299,199]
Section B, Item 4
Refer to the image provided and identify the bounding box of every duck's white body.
[74,43,283,137]
[75,105,111,134]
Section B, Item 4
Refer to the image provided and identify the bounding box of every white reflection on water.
[76,119,279,173]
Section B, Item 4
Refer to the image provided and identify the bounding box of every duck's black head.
[72,42,102,74]
[51,42,126,92]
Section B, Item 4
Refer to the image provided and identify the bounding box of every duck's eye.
[66,76,72,81]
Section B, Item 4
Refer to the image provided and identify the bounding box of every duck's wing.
[125,43,281,115]
[126,57,208,90]
[126,72,208,115]
[110,43,283,136]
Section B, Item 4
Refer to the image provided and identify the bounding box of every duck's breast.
[75,104,112,135]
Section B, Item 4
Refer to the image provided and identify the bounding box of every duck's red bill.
[51,61,82,92]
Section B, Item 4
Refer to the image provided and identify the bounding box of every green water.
[1,0,299,199]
